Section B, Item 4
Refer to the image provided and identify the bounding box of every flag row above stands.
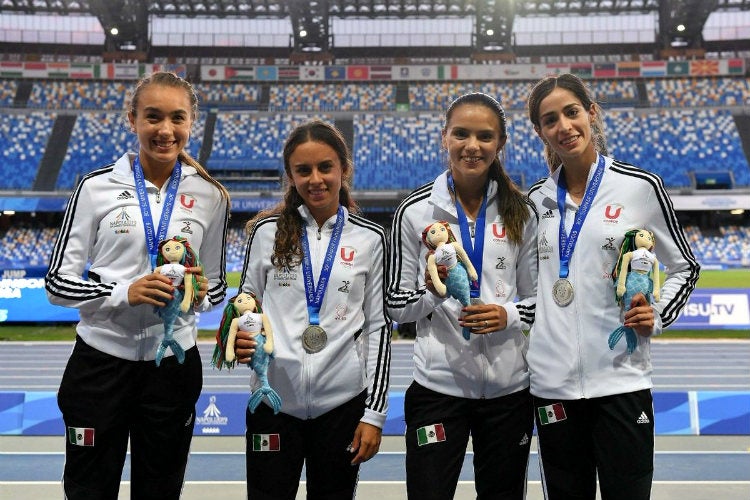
[0,59,744,81]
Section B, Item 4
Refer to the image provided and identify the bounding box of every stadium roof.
[1,0,749,61]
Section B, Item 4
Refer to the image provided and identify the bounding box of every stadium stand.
[0,76,748,270]
[0,80,16,107]
[269,83,395,111]
[1,77,749,191]
[645,76,750,108]
[195,82,262,109]
[3,223,749,272]
[28,80,127,110]
[0,111,56,189]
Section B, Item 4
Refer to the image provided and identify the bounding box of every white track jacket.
[46,153,229,361]
[387,171,538,400]
[526,155,700,400]
[239,205,391,428]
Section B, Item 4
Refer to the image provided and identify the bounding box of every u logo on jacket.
[604,205,622,220]
[340,246,355,263]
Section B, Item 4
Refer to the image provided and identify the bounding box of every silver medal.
[552,278,574,307]
[302,325,328,353]
[470,298,484,305]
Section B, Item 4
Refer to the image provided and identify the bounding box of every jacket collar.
[297,203,350,231]
[110,152,197,186]
[429,170,499,220]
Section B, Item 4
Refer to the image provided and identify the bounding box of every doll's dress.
[240,311,282,414]
[608,249,655,354]
[155,263,186,366]
[434,244,472,340]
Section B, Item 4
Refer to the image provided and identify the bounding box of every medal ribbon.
[556,154,605,279]
[448,174,485,299]
[133,156,182,269]
[301,206,345,326]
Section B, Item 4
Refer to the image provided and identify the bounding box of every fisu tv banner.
[673,289,750,329]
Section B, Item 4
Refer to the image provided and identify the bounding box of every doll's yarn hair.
[212,292,262,370]
[157,235,202,302]
[156,236,200,267]
[421,221,457,251]
[611,229,655,283]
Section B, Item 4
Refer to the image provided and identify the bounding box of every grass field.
[1,269,748,341]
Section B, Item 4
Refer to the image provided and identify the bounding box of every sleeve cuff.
[361,408,387,429]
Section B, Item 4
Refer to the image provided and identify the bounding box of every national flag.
[201,65,224,80]
[347,65,369,80]
[690,60,719,76]
[106,62,139,80]
[537,403,567,425]
[152,63,186,78]
[570,63,592,79]
[437,65,458,80]
[667,61,689,76]
[617,62,641,78]
[0,61,23,78]
[369,65,392,80]
[545,63,570,75]
[640,61,666,77]
[252,433,280,451]
[255,66,277,81]
[224,66,255,80]
[278,66,299,80]
[593,62,616,78]
[416,423,446,446]
[68,427,95,446]
[46,62,70,79]
[726,58,745,75]
[69,62,94,79]
[325,65,346,80]
[225,66,256,81]
[300,66,325,81]
[23,62,49,78]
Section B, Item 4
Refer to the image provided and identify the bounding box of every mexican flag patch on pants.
[68,427,95,446]
[416,423,446,446]
[538,403,567,425]
[251,433,280,451]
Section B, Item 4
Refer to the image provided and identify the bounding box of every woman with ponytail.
[46,71,229,499]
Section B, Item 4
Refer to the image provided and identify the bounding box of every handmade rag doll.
[423,221,479,340]
[609,229,660,354]
[153,236,201,366]
[212,292,282,414]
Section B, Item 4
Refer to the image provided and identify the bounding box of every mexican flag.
[252,433,280,451]
[68,427,95,446]
[416,423,446,446]
[538,403,567,425]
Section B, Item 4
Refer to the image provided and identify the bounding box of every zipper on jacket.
[481,334,489,398]
[305,351,313,418]
[155,189,161,204]
[316,225,322,240]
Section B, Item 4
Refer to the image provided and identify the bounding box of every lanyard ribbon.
[301,206,345,326]
[448,174,485,298]
[556,154,605,279]
[133,156,181,269]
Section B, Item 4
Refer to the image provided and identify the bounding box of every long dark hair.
[245,119,358,270]
[527,73,608,173]
[444,92,529,245]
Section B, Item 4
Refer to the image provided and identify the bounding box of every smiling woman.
[42,71,231,500]
[230,119,392,499]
